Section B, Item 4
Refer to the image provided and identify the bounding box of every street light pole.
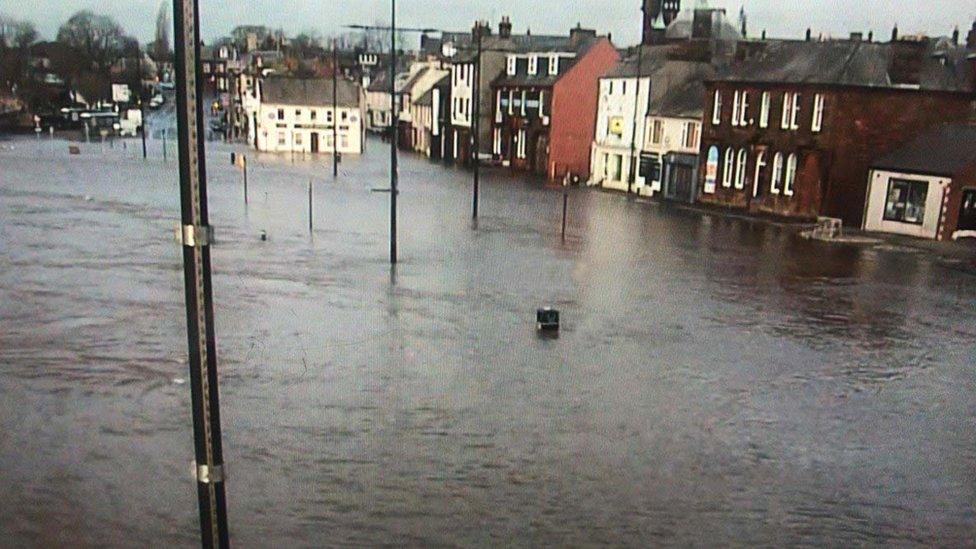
[627,44,644,196]
[389,0,398,264]
[332,38,339,178]
[173,0,230,546]
[472,22,483,219]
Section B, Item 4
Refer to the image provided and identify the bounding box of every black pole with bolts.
[332,39,339,178]
[173,0,230,546]
[472,22,483,219]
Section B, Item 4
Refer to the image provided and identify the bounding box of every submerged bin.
[536,308,559,331]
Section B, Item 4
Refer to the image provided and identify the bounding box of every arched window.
[753,151,766,198]
[784,153,798,196]
[770,152,783,194]
[735,149,747,189]
[722,148,734,188]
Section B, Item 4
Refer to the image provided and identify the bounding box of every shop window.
[883,179,928,224]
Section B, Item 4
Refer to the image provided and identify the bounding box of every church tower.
[642,0,681,44]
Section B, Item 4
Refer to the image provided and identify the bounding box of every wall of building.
[698,83,975,225]
[591,75,651,191]
[550,39,621,181]
[863,169,950,239]
[256,102,364,154]
[642,116,701,194]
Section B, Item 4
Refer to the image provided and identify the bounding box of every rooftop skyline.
[5,0,975,47]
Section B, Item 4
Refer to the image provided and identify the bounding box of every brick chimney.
[891,24,899,42]
[569,23,597,47]
[498,16,512,39]
[968,21,976,49]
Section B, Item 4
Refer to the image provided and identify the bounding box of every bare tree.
[0,14,37,50]
[56,10,131,70]
[151,0,171,61]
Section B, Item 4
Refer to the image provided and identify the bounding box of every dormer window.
[507,56,516,76]
[548,56,558,75]
[528,56,538,75]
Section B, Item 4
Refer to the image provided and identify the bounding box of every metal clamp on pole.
[179,224,213,247]
[193,461,226,484]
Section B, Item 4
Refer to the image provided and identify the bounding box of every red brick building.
[491,28,619,180]
[696,36,976,226]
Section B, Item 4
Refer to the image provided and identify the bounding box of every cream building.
[255,77,364,155]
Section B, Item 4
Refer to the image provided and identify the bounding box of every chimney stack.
[868,30,874,42]
[805,28,812,41]
[952,26,960,45]
[968,21,976,49]
[499,16,512,39]
[892,24,899,42]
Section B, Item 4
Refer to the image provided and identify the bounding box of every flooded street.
[1,134,975,546]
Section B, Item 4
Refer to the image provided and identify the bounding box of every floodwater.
[1,133,975,547]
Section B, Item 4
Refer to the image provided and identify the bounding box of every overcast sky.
[5,0,975,46]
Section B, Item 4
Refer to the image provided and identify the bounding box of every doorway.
[958,189,976,231]
[310,132,319,153]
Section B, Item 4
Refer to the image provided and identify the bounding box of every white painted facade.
[450,61,475,128]
[640,115,702,196]
[255,102,364,154]
[590,76,651,192]
[398,61,450,126]
[863,169,950,240]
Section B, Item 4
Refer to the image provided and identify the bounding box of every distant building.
[863,123,976,241]
[446,17,573,166]
[491,27,620,180]
[591,42,725,201]
[396,60,450,150]
[697,36,976,226]
[255,77,364,155]
[410,74,451,159]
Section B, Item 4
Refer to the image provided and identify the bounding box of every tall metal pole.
[173,0,230,546]
[389,0,398,264]
[627,44,644,195]
[332,39,339,178]
[138,42,147,160]
[472,23,482,219]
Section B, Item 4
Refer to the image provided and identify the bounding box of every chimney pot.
[805,28,812,41]
[892,24,899,42]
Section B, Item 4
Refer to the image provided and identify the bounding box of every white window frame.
[495,91,502,123]
[528,56,538,75]
[739,91,749,126]
[516,129,527,159]
[780,93,792,130]
[731,91,741,127]
[539,90,545,118]
[753,151,766,198]
[812,93,825,133]
[770,152,783,194]
[784,153,797,196]
[521,90,527,116]
[548,56,558,75]
[722,148,734,188]
[507,56,516,76]
[683,122,698,149]
[735,149,747,190]
[508,90,514,115]
[712,90,723,125]
[790,93,801,130]
[759,91,770,128]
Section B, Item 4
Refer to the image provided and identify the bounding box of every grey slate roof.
[604,45,720,119]
[491,37,604,87]
[714,39,974,92]
[871,123,976,177]
[414,75,449,106]
[261,77,361,107]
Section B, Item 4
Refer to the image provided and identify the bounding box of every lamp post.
[332,38,339,178]
[627,43,645,196]
[346,17,437,265]
[471,22,483,219]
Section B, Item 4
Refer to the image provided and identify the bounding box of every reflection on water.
[1,136,975,546]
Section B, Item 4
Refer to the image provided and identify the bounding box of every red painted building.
[697,36,976,226]
[491,28,619,181]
